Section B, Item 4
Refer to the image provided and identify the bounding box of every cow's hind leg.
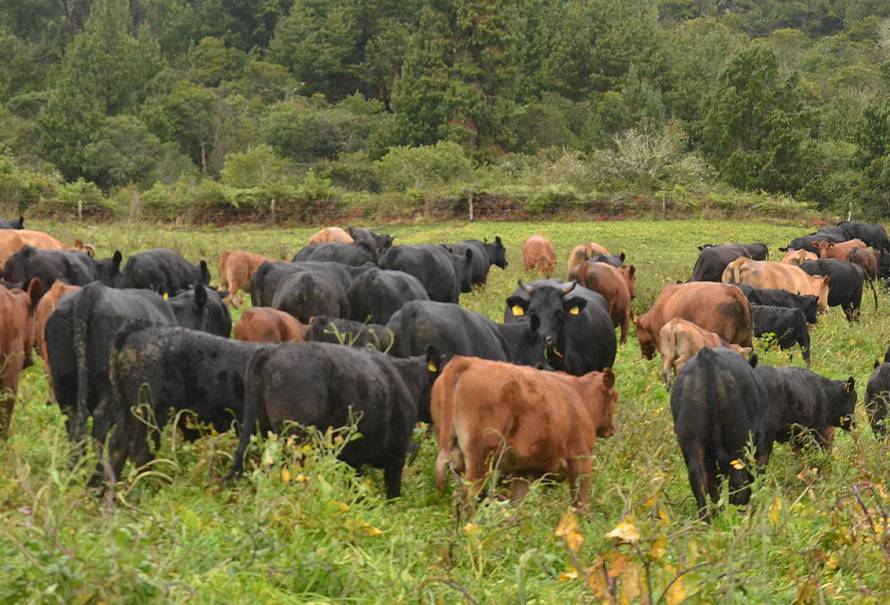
[383,451,407,500]
[683,446,713,522]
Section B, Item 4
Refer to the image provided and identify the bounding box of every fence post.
[847,200,852,222]
[77,199,82,222]
[468,191,474,222]
[271,198,277,225]
[661,192,666,219]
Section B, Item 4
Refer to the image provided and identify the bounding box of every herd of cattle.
[1,217,890,520]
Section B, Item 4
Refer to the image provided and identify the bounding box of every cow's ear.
[112,250,123,268]
[22,245,35,257]
[529,314,540,333]
[628,265,636,277]
[845,377,855,394]
[26,277,44,308]
[875,359,881,369]
[748,354,758,369]
[602,368,615,389]
[465,248,473,261]
[564,297,587,316]
[194,284,207,308]
[619,252,626,262]
[495,235,502,246]
[424,345,443,375]
[697,245,704,251]
[884,347,890,364]
[823,276,831,287]
[506,295,528,317]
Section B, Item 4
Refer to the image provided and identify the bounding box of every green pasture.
[2,219,889,604]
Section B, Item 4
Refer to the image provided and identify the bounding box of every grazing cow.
[567,243,610,278]
[780,249,817,266]
[443,237,507,286]
[107,326,270,481]
[754,365,856,449]
[377,245,468,303]
[0,279,43,437]
[292,240,378,266]
[658,318,751,386]
[218,250,272,307]
[721,257,830,314]
[168,285,232,337]
[800,258,875,321]
[670,348,771,521]
[736,284,818,324]
[34,282,81,373]
[506,281,617,375]
[3,246,122,290]
[250,260,363,308]
[45,283,178,446]
[848,247,878,280]
[575,261,635,343]
[306,316,394,351]
[118,248,211,295]
[228,342,441,498]
[782,232,847,254]
[690,244,751,282]
[346,267,429,325]
[865,349,890,437]
[699,242,769,260]
[0,216,24,229]
[522,236,556,278]
[636,282,753,360]
[347,226,394,254]
[815,239,868,261]
[233,307,308,343]
[0,229,66,268]
[750,304,811,364]
[837,221,890,252]
[308,226,353,245]
[432,358,616,510]
[271,269,350,323]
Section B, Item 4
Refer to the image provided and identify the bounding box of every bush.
[37,178,118,219]
[377,141,473,192]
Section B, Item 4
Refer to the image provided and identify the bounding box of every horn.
[560,280,577,295]
[518,279,534,294]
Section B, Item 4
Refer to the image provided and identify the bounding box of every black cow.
[690,244,751,282]
[306,316,394,351]
[0,216,24,229]
[505,281,616,375]
[168,285,232,337]
[588,253,626,267]
[751,304,810,364]
[228,342,440,498]
[837,221,890,252]
[293,240,378,266]
[347,226,394,254]
[443,237,507,286]
[736,284,818,324]
[865,348,890,437]
[754,364,856,449]
[377,245,468,303]
[782,232,847,254]
[3,246,122,289]
[118,248,210,295]
[271,269,350,323]
[800,258,876,322]
[106,325,269,480]
[670,348,771,521]
[346,267,429,325]
[45,283,178,446]
[700,243,768,261]
[250,260,364,308]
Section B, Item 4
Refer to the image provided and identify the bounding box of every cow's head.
[451,248,474,293]
[485,236,508,269]
[21,278,44,367]
[198,260,211,285]
[815,240,832,258]
[506,281,579,359]
[593,368,617,438]
[621,265,637,299]
[636,314,657,360]
[806,275,830,314]
[834,377,857,431]
[535,255,556,278]
[95,250,123,287]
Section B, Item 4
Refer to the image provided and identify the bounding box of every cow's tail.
[867,274,878,311]
[72,283,100,444]
[218,251,231,290]
[434,363,463,493]
[250,262,272,307]
[732,259,744,284]
[226,348,270,481]
[106,322,148,481]
[661,324,676,385]
[699,347,729,468]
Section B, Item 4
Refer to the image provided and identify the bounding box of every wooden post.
[468,191,474,222]
[271,198,277,225]
[77,199,82,221]
[847,200,852,222]
[661,192,666,219]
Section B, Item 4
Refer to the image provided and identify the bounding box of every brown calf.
[780,249,817,266]
[848,247,878,280]
[567,243,610,278]
[233,307,308,343]
[658,318,751,386]
[721,257,830,314]
[34,281,81,374]
[521,235,556,278]
[576,261,635,343]
[636,282,753,360]
[432,357,617,511]
[0,279,43,437]
[308,227,353,245]
[816,239,867,261]
[219,250,273,307]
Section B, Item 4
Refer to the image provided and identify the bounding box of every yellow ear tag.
[569,306,580,316]
[163,292,169,301]
[427,361,438,373]
[512,305,525,317]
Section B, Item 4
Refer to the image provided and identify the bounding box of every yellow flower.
[768,496,782,526]
[363,524,383,537]
[730,459,745,470]
[555,509,585,552]
[280,467,291,483]
[338,502,350,513]
[463,522,480,536]
[606,519,640,545]
[558,570,578,582]
[649,536,667,560]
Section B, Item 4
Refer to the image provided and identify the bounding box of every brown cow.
[219,250,273,307]
[567,243,610,278]
[780,249,817,266]
[658,318,751,386]
[721,257,830,314]
[34,281,81,372]
[576,261,635,343]
[0,230,66,268]
[0,279,43,437]
[308,227,353,245]
[432,357,617,511]
[233,307,308,343]
[816,239,867,261]
[636,282,753,360]
[848,247,878,280]
[521,235,556,278]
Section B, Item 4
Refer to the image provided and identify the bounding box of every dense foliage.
[4,0,890,219]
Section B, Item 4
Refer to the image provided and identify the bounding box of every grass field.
[2,218,890,604]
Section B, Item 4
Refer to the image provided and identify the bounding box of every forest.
[4,0,890,222]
